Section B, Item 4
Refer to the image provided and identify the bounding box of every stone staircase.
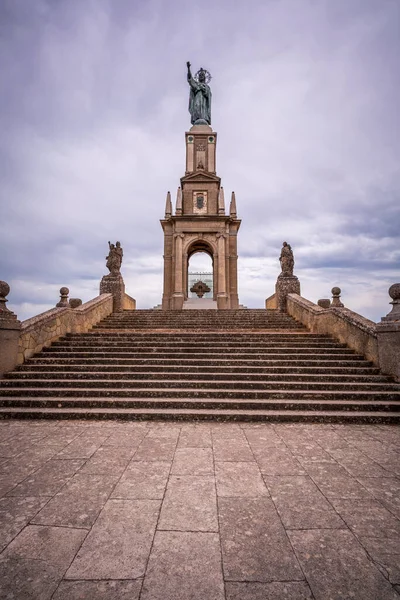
[0,309,399,422]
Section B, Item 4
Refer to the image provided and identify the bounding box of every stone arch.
[184,238,216,300]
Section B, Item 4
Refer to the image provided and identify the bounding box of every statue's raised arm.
[186,61,212,126]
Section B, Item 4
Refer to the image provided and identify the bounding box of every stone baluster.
[331,287,344,308]
[56,287,70,308]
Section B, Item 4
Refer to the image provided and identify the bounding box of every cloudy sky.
[1,0,399,322]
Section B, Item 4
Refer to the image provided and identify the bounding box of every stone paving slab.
[288,528,400,600]
[158,475,218,531]
[65,498,160,579]
[141,531,225,600]
[0,420,399,599]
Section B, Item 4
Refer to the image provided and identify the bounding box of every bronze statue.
[279,241,294,277]
[106,241,123,276]
[187,61,212,126]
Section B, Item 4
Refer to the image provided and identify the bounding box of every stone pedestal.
[217,294,229,310]
[0,281,21,377]
[376,283,400,382]
[171,293,185,310]
[100,274,125,312]
[276,275,301,312]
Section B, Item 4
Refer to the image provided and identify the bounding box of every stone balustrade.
[286,293,379,365]
[17,293,114,365]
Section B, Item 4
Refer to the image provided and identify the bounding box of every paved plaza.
[0,420,399,599]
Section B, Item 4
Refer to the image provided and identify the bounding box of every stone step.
[2,379,398,392]
[0,396,398,412]
[24,357,373,367]
[0,387,399,401]
[37,349,359,360]
[15,365,381,375]
[0,406,398,423]
[6,372,388,383]
[52,339,345,348]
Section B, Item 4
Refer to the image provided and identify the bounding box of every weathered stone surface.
[178,425,212,448]
[289,529,399,600]
[32,473,117,528]
[141,531,224,600]
[0,525,86,600]
[265,475,345,529]
[215,461,268,497]
[253,446,306,476]
[329,498,400,539]
[213,436,254,462]
[310,473,372,499]
[172,447,214,476]
[225,581,314,599]
[78,445,136,475]
[0,496,49,552]
[218,497,303,581]
[357,477,400,518]
[112,461,170,499]
[358,537,400,585]
[328,447,392,477]
[133,437,177,462]
[6,459,85,497]
[53,580,142,600]
[66,499,160,579]
[158,475,218,532]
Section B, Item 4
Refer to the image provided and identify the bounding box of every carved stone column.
[172,234,185,309]
[217,233,228,309]
[0,281,21,377]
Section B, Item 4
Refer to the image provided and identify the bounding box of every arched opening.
[186,241,214,300]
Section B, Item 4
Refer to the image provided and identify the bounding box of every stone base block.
[100,274,125,312]
[217,294,229,310]
[0,320,21,377]
[171,294,184,310]
[376,321,400,382]
[276,276,301,312]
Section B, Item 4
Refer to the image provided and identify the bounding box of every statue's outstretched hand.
[186,61,191,68]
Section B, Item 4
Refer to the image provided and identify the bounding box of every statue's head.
[116,241,121,247]
[283,241,287,247]
[198,68,206,83]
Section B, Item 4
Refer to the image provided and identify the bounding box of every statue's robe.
[188,77,211,125]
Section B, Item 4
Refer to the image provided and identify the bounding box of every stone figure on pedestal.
[187,61,212,126]
[279,241,294,277]
[106,241,123,276]
[276,241,300,312]
[101,241,125,311]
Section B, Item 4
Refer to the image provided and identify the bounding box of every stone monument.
[160,62,241,310]
[100,241,125,311]
[275,241,301,311]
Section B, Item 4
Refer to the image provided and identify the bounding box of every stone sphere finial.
[331,287,344,308]
[388,283,400,302]
[0,281,10,299]
[0,280,18,321]
[382,282,400,321]
[56,287,70,308]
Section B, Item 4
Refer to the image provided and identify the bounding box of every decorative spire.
[175,187,182,216]
[218,187,225,215]
[165,191,172,218]
[229,191,237,218]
